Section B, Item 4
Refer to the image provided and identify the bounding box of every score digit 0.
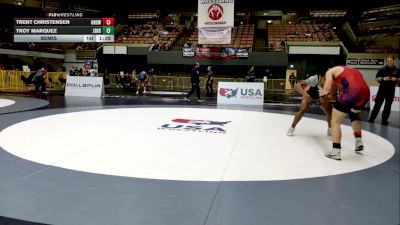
[102,18,114,26]
[103,26,114,34]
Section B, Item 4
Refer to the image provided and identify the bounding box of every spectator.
[289,72,297,90]
[69,67,74,76]
[58,73,67,89]
[58,66,67,88]
[73,67,79,76]
[115,72,123,88]
[103,69,110,88]
[120,72,132,90]
[31,67,46,94]
[83,64,89,76]
[205,66,214,97]
[147,68,155,91]
[136,70,148,94]
[246,66,256,82]
[131,69,137,80]
[89,66,98,77]
[148,68,155,77]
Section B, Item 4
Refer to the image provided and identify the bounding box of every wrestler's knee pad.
[349,111,360,122]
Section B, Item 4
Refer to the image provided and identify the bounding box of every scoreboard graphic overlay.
[14,14,114,43]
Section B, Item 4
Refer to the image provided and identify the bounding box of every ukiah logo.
[158,119,231,134]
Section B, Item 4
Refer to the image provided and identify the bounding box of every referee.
[184,62,205,102]
[368,55,399,126]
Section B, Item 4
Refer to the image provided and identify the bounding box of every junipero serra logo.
[208,4,223,20]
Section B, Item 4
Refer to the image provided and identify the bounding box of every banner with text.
[369,86,400,112]
[235,48,248,58]
[199,27,231,44]
[65,76,104,97]
[347,58,385,67]
[198,0,234,28]
[182,47,248,58]
[182,47,195,57]
[196,47,236,58]
[217,82,264,105]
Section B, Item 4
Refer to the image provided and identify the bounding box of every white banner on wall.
[199,27,231,44]
[198,0,234,28]
[288,46,340,55]
[65,76,104,97]
[103,45,114,54]
[217,82,264,106]
[369,86,400,112]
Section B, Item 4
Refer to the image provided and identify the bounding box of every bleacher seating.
[310,10,347,18]
[358,5,399,53]
[361,5,400,22]
[267,24,339,52]
[116,21,184,50]
[187,24,255,50]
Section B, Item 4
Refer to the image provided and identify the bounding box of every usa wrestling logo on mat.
[158,119,231,134]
